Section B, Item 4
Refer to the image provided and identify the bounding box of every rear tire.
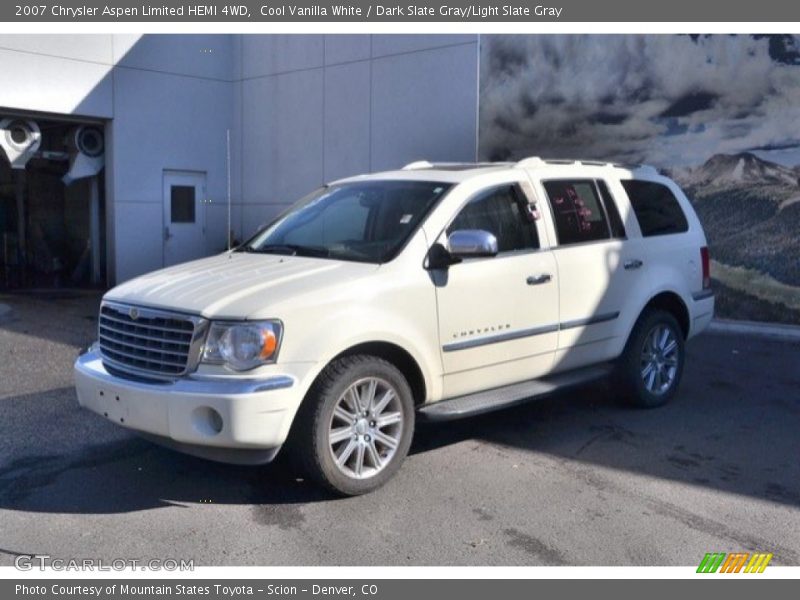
[616,309,685,408]
[289,355,415,496]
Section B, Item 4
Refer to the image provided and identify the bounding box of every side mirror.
[425,243,460,270]
[448,229,498,258]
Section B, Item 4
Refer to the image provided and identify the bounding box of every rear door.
[537,178,649,371]
[433,182,559,398]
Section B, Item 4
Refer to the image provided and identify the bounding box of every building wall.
[0,34,480,284]
[3,34,797,325]
[108,35,235,283]
[233,34,479,240]
[0,35,114,118]
[0,34,236,284]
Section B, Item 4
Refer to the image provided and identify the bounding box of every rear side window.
[621,180,689,237]
[542,180,611,245]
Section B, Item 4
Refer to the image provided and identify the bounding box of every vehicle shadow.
[414,332,800,511]
[0,417,333,514]
[1,330,797,515]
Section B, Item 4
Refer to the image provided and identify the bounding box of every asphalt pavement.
[0,291,798,566]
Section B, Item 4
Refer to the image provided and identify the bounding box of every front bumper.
[74,347,309,464]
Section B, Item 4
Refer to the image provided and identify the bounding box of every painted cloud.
[478,34,800,168]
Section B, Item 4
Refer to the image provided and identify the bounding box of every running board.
[417,364,614,422]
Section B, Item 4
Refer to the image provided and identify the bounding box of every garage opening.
[0,113,106,291]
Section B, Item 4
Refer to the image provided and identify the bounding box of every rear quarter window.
[596,180,626,239]
[621,180,689,237]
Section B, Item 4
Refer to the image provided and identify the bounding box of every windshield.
[240,180,451,263]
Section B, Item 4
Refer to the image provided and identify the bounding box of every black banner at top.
[2,0,800,22]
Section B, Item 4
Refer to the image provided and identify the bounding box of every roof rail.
[631,164,660,176]
[400,157,662,175]
[515,157,615,168]
[515,156,662,173]
[402,160,434,170]
[514,156,546,169]
[402,160,516,171]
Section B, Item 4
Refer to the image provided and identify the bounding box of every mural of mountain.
[478,34,800,324]
[673,153,800,323]
[682,152,799,187]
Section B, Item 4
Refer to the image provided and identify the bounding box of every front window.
[447,184,539,253]
[241,180,451,263]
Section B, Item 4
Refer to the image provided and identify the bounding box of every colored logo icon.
[697,552,773,573]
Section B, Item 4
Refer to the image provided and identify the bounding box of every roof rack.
[514,156,547,169]
[514,156,660,175]
[629,164,660,176]
[402,160,435,170]
[516,156,618,169]
[400,157,661,176]
[401,160,513,171]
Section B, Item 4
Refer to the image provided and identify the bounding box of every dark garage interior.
[0,114,106,291]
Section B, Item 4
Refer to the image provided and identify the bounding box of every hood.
[105,252,379,319]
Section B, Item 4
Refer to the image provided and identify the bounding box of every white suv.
[75,158,714,495]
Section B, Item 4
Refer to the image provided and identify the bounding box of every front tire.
[290,355,415,495]
[616,309,685,408]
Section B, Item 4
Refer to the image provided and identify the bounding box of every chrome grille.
[98,302,204,379]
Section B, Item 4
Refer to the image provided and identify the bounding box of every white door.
[163,170,206,267]
[434,183,559,399]
[536,177,650,372]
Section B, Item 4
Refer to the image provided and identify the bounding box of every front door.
[434,183,560,399]
[163,170,206,267]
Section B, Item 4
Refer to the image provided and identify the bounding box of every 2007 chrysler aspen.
[75,158,714,495]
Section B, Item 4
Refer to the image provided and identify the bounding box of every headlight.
[201,320,283,371]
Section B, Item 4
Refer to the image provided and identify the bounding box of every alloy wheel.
[640,324,680,395]
[328,377,404,479]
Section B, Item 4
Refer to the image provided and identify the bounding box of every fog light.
[191,406,224,436]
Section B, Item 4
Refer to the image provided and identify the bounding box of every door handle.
[526,273,552,285]
[164,226,172,241]
[624,259,643,270]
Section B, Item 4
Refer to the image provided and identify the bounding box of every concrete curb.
[709,318,800,341]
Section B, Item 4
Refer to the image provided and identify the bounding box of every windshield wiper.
[245,244,330,257]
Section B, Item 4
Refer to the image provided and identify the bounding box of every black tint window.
[170,185,195,223]
[622,180,688,236]
[543,180,610,245]
[597,180,626,239]
[448,185,538,253]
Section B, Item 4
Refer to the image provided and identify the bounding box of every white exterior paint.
[0,34,480,284]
